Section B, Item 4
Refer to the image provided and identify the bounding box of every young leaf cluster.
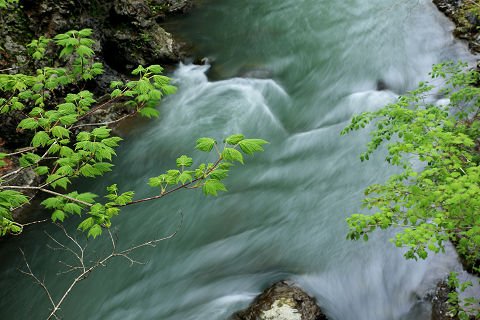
[342,61,479,318]
[68,134,266,239]
[0,29,179,236]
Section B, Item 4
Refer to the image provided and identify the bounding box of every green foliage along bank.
[342,61,479,318]
[0,28,267,238]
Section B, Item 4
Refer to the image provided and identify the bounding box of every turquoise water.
[0,1,475,319]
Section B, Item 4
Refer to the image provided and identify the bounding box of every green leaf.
[57,102,76,115]
[148,176,165,187]
[196,138,216,152]
[222,148,244,164]
[41,197,64,209]
[176,155,193,168]
[210,169,229,180]
[132,65,146,75]
[110,88,122,98]
[76,45,94,57]
[139,107,160,118]
[162,85,177,95]
[91,127,110,139]
[78,28,93,37]
[178,171,193,184]
[32,131,50,147]
[0,190,29,208]
[110,81,123,89]
[78,217,94,231]
[88,224,102,238]
[34,166,49,175]
[75,192,97,204]
[19,153,41,167]
[77,131,91,142]
[80,164,101,177]
[225,134,245,145]
[18,118,38,130]
[147,65,164,74]
[102,137,122,147]
[59,146,74,157]
[29,107,44,117]
[51,210,65,222]
[51,177,70,189]
[238,139,268,155]
[59,114,77,125]
[51,126,70,138]
[107,184,118,193]
[202,179,227,196]
[94,162,113,173]
[64,203,82,215]
[114,191,134,205]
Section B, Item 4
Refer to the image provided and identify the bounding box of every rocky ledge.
[231,281,328,320]
[0,0,193,77]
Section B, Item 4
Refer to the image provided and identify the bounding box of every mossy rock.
[231,281,328,320]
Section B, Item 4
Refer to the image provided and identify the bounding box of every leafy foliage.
[342,61,479,318]
[0,0,17,9]
[0,29,268,238]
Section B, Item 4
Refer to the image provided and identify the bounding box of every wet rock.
[431,281,458,320]
[231,281,328,320]
[103,23,180,72]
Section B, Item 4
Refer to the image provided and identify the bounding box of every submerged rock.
[231,281,328,320]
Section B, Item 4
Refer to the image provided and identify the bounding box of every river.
[0,0,476,319]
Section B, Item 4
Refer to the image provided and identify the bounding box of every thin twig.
[71,112,137,129]
[18,249,59,320]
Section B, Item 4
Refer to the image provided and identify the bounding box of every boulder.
[231,281,328,320]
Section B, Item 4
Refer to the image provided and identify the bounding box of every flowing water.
[0,1,477,319]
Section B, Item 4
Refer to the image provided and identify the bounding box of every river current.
[0,0,477,319]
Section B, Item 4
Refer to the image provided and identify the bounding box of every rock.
[231,281,328,320]
[103,24,181,72]
[432,0,480,54]
[431,281,458,320]
[16,0,190,73]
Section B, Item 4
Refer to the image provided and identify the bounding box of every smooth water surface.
[0,1,476,319]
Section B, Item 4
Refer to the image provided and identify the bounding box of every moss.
[452,1,480,35]
[146,0,169,15]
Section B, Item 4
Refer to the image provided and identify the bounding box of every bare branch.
[21,219,50,227]
[5,147,36,157]
[21,212,184,319]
